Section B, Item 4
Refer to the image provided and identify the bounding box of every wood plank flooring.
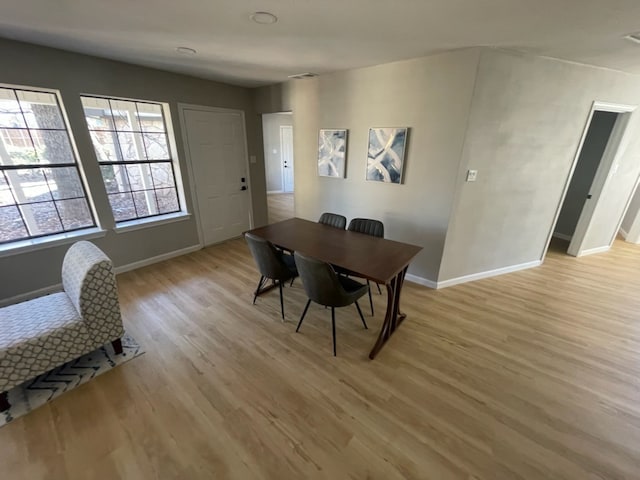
[267,193,294,223]
[2,237,640,479]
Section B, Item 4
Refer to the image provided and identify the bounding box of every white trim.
[568,104,635,256]
[0,244,201,308]
[0,283,62,308]
[267,190,285,194]
[404,274,437,289]
[437,260,542,289]
[542,101,637,261]
[619,227,629,239]
[178,103,254,247]
[0,228,107,259]
[114,212,191,234]
[114,244,201,274]
[575,245,611,257]
[552,232,573,241]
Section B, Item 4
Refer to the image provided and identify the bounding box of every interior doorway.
[180,105,253,246]
[262,112,294,223]
[548,102,635,257]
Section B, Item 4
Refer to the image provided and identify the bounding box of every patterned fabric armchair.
[0,241,124,411]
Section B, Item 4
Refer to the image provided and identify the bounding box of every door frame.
[178,103,254,247]
[541,101,636,260]
[280,124,294,193]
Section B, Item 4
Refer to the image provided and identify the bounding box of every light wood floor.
[267,193,294,224]
[3,237,640,479]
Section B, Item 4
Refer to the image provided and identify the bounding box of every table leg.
[369,266,408,359]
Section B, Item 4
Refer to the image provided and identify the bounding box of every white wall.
[262,113,293,192]
[289,48,481,281]
[439,49,640,282]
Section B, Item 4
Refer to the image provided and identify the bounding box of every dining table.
[245,217,423,359]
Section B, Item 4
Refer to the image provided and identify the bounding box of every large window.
[81,96,181,223]
[0,87,95,245]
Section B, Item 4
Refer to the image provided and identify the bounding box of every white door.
[281,125,294,193]
[567,107,633,256]
[183,108,251,245]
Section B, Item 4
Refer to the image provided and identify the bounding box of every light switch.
[466,169,478,182]
[272,149,278,154]
[250,155,257,164]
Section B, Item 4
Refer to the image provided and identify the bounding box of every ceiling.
[1,0,640,87]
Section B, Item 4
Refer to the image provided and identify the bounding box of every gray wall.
[262,113,293,192]
[621,183,640,243]
[439,49,640,281]
[0,38,268,301]
[288,49,481,281]
[554,111,618,238]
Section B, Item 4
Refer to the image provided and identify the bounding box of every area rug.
[1,332,144,427]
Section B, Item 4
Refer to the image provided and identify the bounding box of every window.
[81,96,181,223]
[0,87,95,245]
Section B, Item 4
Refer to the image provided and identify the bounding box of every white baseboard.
[267,190,284,195]
[552,232,573,241]
[436,260,542,289]
[0,244,202,307]
[114,244,202,274]
[576,245,610,257]
[619,228,629,240]
[0,283,63,308]
[405,274,438,289]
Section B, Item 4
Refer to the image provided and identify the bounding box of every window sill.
[114,212,191,234]
[0,228,107,259]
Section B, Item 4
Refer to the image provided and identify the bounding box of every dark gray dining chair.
[294,251,369,356]
[344,218,385,315]
[318,212,347,230]
[245,232,298,320]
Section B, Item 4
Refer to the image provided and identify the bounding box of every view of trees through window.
[0,88,95,244]
[81,96,180,222]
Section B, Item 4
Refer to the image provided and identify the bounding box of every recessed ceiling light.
[251,11,278,25]
[624,33,640,44]
[176,46,197,55]
[288,73,318,80]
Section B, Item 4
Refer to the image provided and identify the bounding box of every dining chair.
[318,212,347,230]
[294,251,369,356]
[345,218,384,315]
[245,232,298,320]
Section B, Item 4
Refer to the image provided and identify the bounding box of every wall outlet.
[250,155,257,164]
[466,169,478,182]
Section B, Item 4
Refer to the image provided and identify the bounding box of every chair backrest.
[245,232,292,281]
[318,212,347,230]
[348,218,384,238]
[294,251,351,307]
[62,241,123,342]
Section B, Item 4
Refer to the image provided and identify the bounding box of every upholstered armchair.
[0,241,124,411]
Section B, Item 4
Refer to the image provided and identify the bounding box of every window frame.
[0,83,100,246]
[80,94,187,226]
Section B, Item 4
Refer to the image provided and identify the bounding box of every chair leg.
[355,301,368,329]
[290,277,295,287]
[296,299,311,332]
[112,338,123,355]
[278,281,285,321]
[253,275,265,304]
[376,282,382,295]
[367,280,374,316]
[0,391,9,412]
[331,307,337,356]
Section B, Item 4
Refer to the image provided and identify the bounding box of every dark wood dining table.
[245,218,423,359]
